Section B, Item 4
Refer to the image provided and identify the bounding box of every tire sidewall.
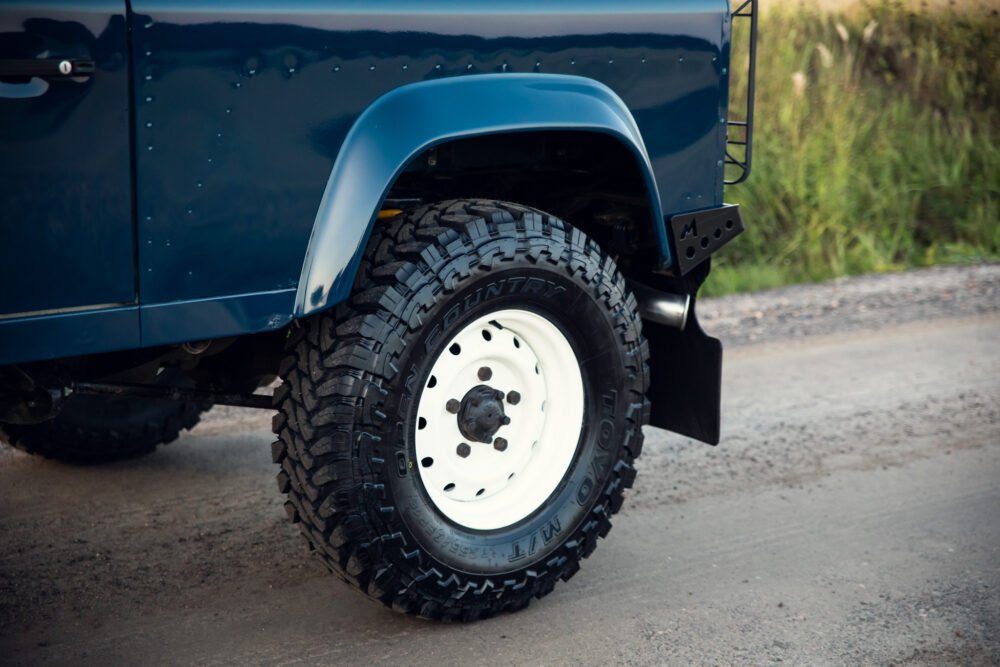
[381,258,635,576]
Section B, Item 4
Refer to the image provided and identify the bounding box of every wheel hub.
[457,385,509,443]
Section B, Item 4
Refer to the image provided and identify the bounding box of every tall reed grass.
[707,1,1000,295]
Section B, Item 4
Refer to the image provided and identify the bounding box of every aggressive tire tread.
[273,199,650,621]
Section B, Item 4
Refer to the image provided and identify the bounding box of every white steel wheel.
[414,309,585,530]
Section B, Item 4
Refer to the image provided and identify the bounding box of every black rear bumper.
[669,203,745,276]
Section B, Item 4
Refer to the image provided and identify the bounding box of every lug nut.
[457,443,471,458]
[478,366,492,381]
[502,416,511,425]
[446,399,460,414]
[493,437,508,452]
[507,390,521,405]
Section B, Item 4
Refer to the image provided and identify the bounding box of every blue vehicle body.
[0,0,737,366]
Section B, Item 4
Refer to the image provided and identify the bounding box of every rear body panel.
[0,0,732,364]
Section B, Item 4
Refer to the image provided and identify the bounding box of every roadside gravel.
[698,263,999,346]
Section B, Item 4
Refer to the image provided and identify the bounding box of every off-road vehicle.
[0,0,757,619]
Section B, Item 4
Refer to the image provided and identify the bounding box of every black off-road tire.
[272,199,650,620]
[1,376,208,465]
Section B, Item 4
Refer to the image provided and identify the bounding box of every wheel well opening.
[387,130,662,276]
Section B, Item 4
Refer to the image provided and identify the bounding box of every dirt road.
[1,265,998,666]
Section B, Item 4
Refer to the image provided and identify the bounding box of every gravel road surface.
[1,264,998,666]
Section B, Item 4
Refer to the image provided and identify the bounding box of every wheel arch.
[294,73,671,318]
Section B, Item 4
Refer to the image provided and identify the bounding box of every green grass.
[704,1,1000,296]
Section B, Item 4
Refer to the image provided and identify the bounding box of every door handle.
[0,59,95,79]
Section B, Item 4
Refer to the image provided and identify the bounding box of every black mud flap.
[643,301,722,445]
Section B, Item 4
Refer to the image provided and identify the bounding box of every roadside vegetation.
[707,0,999,295]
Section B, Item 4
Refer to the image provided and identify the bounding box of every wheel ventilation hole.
[421,457,434,468]
[513,337,521,349]
[481,329,492,342]
[427,375,437,388]
[443,482,455,492]
[449,343,461,356]
[418,417,427,430]
[476,488,485,497]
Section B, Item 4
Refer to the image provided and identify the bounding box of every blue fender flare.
[294,73,671,317]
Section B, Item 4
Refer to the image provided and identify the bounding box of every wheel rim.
[414,309,584,530]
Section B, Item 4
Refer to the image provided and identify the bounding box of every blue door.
[0,2,134,318]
